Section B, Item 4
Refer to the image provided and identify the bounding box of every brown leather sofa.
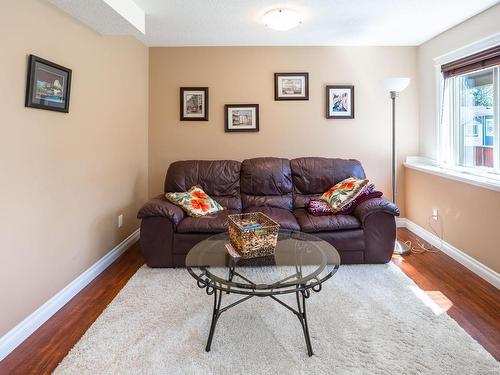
[138,157,400,267]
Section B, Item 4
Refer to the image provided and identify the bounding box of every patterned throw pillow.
[336,190,383,215]
[307,185,383,216]
[336,183,374,214]
[320,177,369,213]
[165,186,224,217]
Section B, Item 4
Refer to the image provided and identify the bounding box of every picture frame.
[326,85,355,119]
[274,73,309,101]
[224,104,259,132]
[25,55,72,113]
[180,87,209,121]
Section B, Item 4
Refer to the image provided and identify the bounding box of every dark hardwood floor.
[394,229,500,361]
[0,242,144,375]
[0,228,498,374]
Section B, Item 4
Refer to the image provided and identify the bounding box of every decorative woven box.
[227,212,280,259]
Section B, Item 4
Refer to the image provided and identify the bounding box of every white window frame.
[434,33,500,179]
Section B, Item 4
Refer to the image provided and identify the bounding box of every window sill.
[404,158,500,193]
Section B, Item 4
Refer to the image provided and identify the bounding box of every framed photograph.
[180,87,209,121]
[274,73,309,100]
[224,104,259,132]
[326,85,355,119]
[25,55,72,113]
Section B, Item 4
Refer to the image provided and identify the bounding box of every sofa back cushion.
[165,160,242,210]
[290,157,366,208]
[240,157,293,210]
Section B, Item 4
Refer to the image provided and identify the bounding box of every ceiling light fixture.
[263,8,302,31]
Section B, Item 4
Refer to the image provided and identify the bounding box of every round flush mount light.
[263,8,302,31]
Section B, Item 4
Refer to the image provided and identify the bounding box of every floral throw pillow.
[165,186,224,217]
[320,177,369,213]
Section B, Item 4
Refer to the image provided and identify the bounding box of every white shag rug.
[55,264,499,375]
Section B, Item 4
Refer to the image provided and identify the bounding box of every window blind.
[441,45,500,78]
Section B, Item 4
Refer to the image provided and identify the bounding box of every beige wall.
[149,47,419,213]
[405,169,500,273]
[407,4,500,273]
[0,1,148,337]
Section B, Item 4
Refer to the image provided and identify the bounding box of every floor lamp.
[382,77,411,256]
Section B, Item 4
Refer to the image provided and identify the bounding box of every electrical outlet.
[432,208,439,220]
[118,214,123,228]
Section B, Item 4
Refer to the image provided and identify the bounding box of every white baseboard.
[0,229,140,362]
[396,218,407,228]
[397,218,499,289]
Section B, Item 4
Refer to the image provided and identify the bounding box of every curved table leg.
[296,290,314,356]
[206,288,222,352]
[226,265,235,294]
[203,287,315,356]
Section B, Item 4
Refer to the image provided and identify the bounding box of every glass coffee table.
[186,230,341,356]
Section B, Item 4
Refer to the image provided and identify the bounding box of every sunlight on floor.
[409,286,453,315]
[391,254,404,265]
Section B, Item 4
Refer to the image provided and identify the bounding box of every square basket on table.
[227,212,280,259]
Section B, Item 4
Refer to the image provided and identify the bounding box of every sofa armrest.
[137,195,185,226]
[353,197,400,224]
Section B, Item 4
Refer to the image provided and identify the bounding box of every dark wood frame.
[224,104,259,132]
[274,73,309,101]
[180,87,209,121]
[325,85,355,119]
[25,55,72,113]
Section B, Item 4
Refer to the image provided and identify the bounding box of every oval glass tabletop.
[186,230,341,296]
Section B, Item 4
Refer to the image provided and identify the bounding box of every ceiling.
[50,0,499,46]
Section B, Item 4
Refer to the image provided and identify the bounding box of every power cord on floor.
[403,215,443,254]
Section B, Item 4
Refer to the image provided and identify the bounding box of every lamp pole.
[390,90,410,256]
[382,77,411,255]
[391,91,397,204]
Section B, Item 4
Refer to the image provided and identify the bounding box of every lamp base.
[394,240,411,256]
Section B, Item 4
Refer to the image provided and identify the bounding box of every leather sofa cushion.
[177,210,239,233]
[293,193,322,209]
[240,157,293,210]
[291,158,366,208]
[294,208,361,233]
[291,157,366,194]
[241,157,293,195]
[244,206,300,231]
[165,160,242,211]
[241,193,293,211]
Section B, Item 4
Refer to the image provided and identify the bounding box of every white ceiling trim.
[48,0,145,36]
[103,0,145,34]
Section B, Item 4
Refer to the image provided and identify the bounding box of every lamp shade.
[381,77,411,92]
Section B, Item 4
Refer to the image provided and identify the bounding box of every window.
[439,45,500,174]
[455,67,497,168]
